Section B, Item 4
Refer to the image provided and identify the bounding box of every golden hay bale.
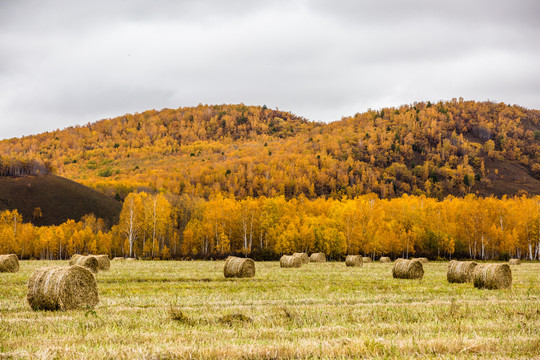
[73,256,99,273]
[447,260,478,283]
[345,255,363,267]
[293,252,309,264]
[362,257,372,263]
[0,254,19,273]
[92,255,110,271]
[309,253,326,262]
[473,264,512,290]
[379,257,391,263]
[224,256,256,278]
[508,258,521,265]
[280,255,303,268]
[392,258,424,279]
[126,257,137,261]
[413,257,429,263]
[112,257,126,261]
[27,265,99,311]
[69,254,83,266]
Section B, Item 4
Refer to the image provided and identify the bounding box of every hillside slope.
[0,100,538,199]
[0,175,121,226]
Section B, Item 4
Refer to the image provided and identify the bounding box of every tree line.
[2,193,538,261]
[0,156,51,177]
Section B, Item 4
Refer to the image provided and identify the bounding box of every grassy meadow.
[0,260,539,359]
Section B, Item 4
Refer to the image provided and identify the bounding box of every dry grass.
[218,313,253,326]
[0,260,539,359]
[168,306,194,325]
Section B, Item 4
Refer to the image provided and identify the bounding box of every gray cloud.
[0,0,539,139]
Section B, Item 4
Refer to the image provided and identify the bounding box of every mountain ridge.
[1,100,539,200]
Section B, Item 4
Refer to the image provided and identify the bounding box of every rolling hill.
[0,100,539,200]
[0,174,121,227]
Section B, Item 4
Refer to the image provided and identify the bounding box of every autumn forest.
[0,99,539,261]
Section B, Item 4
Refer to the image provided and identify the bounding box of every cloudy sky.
[1,0,539,140]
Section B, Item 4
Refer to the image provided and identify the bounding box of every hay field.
[0,261,539,359]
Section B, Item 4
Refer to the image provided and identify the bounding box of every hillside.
[0,100,539,199]
[0,174,121,227]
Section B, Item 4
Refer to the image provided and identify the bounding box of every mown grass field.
[1,260,539,359]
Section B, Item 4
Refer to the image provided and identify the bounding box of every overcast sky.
[1,0,539,140]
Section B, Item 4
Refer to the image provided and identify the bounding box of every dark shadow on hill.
[0,174,121,227]
[472,158,540,197]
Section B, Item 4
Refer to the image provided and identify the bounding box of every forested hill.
[0,174,121,226]
[1,100,539,199]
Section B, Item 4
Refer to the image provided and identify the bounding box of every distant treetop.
[0,156,52,177]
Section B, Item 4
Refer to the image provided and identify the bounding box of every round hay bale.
[126,257,137,261]
[280,255,303,268]
[293,252,309,264]
[0,254,19,273]
[309,253,326,262]
[447,260,478,283]
[473,264,512,290]
[345,255,363,267]
[413,257,428,263]
[508,258,521,265]
[379,257,391,263]
[224,256,256,278]
[69,254,83,266]
[73,255,99,273]
[112,257,126,261]
[93,255,110,271]
[362,257,372,263]
[27,265,99,311]
[392,258,424,279]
